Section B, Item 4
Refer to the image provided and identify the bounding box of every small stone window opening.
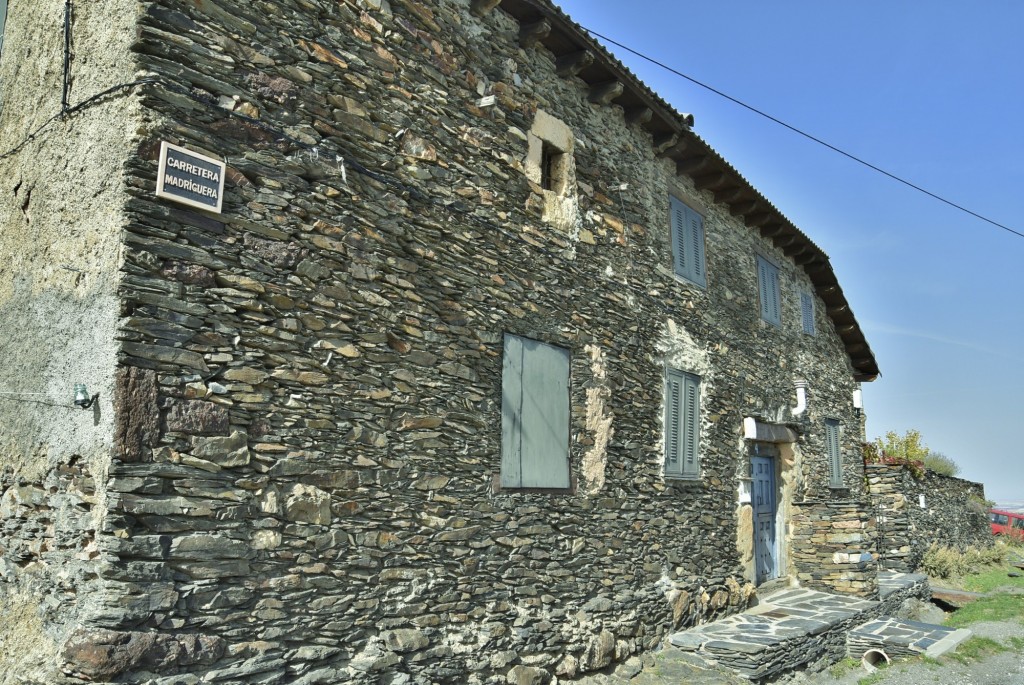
[540,142,565,193]
[525,109,578,231]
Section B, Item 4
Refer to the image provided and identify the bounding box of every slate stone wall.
[791,500,879,598]
[3,0,875,682]
[867,464,991,573]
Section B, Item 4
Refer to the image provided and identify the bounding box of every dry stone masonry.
[0,0,978,683]
[867,464,991,573]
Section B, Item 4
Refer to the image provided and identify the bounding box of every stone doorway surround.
[737,418,801,588]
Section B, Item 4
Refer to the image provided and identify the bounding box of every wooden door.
[752,454,778,584]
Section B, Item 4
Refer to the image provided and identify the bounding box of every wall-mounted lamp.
[74,384,99,410]
[853,385,863,417]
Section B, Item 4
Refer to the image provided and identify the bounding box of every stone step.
[931,585,984,608]
[666,573,931,681]
[848,617,972,660]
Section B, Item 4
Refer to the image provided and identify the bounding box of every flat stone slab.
[878,571,928,599]
[848,617,972,659]
[667,574,931,680]
[668,588,881,679]
[931,585,984,608]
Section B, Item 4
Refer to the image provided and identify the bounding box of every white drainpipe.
[792,380,808,417]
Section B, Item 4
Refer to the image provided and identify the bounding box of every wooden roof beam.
[827,303,850,316]
[556,50,594,78]
[730,199,759,217]
[624,106,653,126]
[773,233,799,248]
[589,80,624,105]
[518,19,551,48]
[676,155,710,176]
[784,242,809,257]
[715,187,745,204]
[653,132,680,156]
[793,251,821,266]
[745,212,773,227]
[471,0,502,16]
[759,222,787,238]
[693,171,729,190]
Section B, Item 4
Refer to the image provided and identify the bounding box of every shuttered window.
[665,368,700,478]
[670,195,706,288]
[826,419,842,487]
[0,0,7,55]
[501,334,571,489]
[800,292,815,335]
[757,255,781,326]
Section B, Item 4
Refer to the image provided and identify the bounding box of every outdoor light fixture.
[853,386,863,417]
[74,384,98,409]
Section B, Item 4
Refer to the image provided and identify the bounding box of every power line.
[582,27,1024,241]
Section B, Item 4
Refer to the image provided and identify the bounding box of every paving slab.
[848,617,972,659]
[667,573,935,681]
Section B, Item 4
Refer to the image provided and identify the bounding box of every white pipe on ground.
[861,648,890,673]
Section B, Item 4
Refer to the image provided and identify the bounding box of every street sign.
[156,141,226,213]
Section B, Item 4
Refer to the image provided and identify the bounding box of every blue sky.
[553,1,1024,502]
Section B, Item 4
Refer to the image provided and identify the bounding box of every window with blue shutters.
[670,195,706,288]
[501,334,571,489]
[826,419,842,487]
[0,0,7,56]
[757,255,781,326]
[665,368,701,478]
[800,291,815,335]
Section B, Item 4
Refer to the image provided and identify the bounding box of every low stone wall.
[792,500,879,598]
[867,464,991,573]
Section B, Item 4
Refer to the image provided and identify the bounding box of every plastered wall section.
[0,0,140,682]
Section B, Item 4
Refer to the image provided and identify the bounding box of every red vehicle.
[990,509,1024,540]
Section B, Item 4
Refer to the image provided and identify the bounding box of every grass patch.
[1008,636,1024,651]
[961,565,1024,593]
[946,593,1024,627]
[947,636,1007,664]
[856,668,887,685]
[829,657,860,678]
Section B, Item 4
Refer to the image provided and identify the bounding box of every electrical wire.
[582,27,1024,241]
[62,0,73,113]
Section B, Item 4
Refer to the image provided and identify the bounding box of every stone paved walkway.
[660,573,963,681]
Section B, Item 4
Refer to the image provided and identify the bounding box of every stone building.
[0,0,884,682]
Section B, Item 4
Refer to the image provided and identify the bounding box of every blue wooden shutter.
[826,419,842,487]
[670,196,706,287]
[670,196,687,278]
[682,373,700,476]
[665,371,682,473]
[687,206,706,287]
[800,292,815,335]
[757,256,781,326]
[665,368,700,477]
[0,0,7,54]
[501,335,570,488]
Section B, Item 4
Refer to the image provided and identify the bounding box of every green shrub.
[923,451,960,477]
[920,542,1006,580]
